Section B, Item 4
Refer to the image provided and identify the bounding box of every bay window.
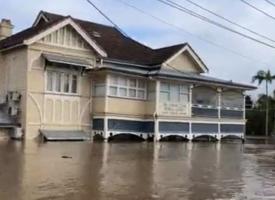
[46,70,78,94]
[108,75,147,100]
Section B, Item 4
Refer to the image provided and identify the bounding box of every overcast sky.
[1,0,275,99]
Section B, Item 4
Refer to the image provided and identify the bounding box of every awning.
[40,130,91,141]
[43,53,93,69]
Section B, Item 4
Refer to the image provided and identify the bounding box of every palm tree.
[252,70,275,137]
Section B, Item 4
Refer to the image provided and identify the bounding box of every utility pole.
[265,81,269,137]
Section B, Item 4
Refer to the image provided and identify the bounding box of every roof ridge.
[154,43,187,51]
[42,10,116,29]
[42,11,190,53]
[42,11,154,51]
[0,10,202,66]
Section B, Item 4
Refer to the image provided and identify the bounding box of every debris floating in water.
[62,155,72,159]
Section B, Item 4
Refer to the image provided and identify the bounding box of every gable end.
[163,45,208,74]
[26,17,107,57]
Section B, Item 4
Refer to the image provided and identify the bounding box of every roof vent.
[92,31,101,38]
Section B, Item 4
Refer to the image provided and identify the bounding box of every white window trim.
[107,75,147,100]
[45,68,80,96]
[160,82,189,103]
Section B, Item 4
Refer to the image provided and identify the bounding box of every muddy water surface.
[0,140,275,200]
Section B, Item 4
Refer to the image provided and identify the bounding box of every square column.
[189,85,193,116]
[217,88,222,138]
[103,117,109,141]
[154,80,160,142]
[217,88,222,119]
[188,85,193,141]
[243,92,246,120]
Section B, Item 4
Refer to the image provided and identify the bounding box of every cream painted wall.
[25,40,95,139]
[1,48,28,93]
[92,97,105,114]
[107,97,147,117]
[0,54,5,101]
[0,48,28,135]
[166,51,201,74]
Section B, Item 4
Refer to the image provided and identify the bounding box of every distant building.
[0,11,256,141]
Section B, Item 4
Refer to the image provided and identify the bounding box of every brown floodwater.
[0,140,275,200]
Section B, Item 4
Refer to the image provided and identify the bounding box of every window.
[47,71,54,91]
[192,87,217,106]
[108,75,147,100]
[94,84,106,96]
[119,88,127,97]
[222,91,243,109]
[46,70,78,94]
[55,73,62,92]
[63,73,70,93]
[160,82,189,103]
[71,75,78,93]
[109,86,117,96]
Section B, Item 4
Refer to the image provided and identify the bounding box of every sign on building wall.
[159,102,189,116]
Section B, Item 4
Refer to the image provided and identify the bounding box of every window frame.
[107,75,147,100]
[160,82,189,103]
[46,68,80,95]
[221,91,244,110]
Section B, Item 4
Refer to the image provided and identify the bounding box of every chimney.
[0,19,13,40]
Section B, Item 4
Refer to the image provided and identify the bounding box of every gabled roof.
[162,44,208,73]
[39,11,156,65]
[0,16,107,56]
[152,43,187,65]
[0,11,208,68]
[0,17,64,50]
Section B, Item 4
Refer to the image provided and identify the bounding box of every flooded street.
[0,141,275,200]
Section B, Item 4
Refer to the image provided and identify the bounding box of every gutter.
[102,58,159,70]
[154,73,256,90]
[0,44,25,53]
[98,63,256,90]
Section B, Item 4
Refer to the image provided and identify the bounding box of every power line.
[264,0,275,7]
[183,0,275,43]
[240,0,275,21]
[112,0,269,66]
[86,0,129,37]
[156,0,275,49]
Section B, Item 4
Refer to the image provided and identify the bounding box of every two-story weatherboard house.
[0,11,255,141]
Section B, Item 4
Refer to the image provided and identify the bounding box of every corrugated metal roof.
[99,64,256,90]
[43,53,93,68]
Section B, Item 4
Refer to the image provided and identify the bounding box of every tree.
[245,95,253,109]
[252,70,275,137]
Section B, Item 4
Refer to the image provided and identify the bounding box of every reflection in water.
[0,140,275,200]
